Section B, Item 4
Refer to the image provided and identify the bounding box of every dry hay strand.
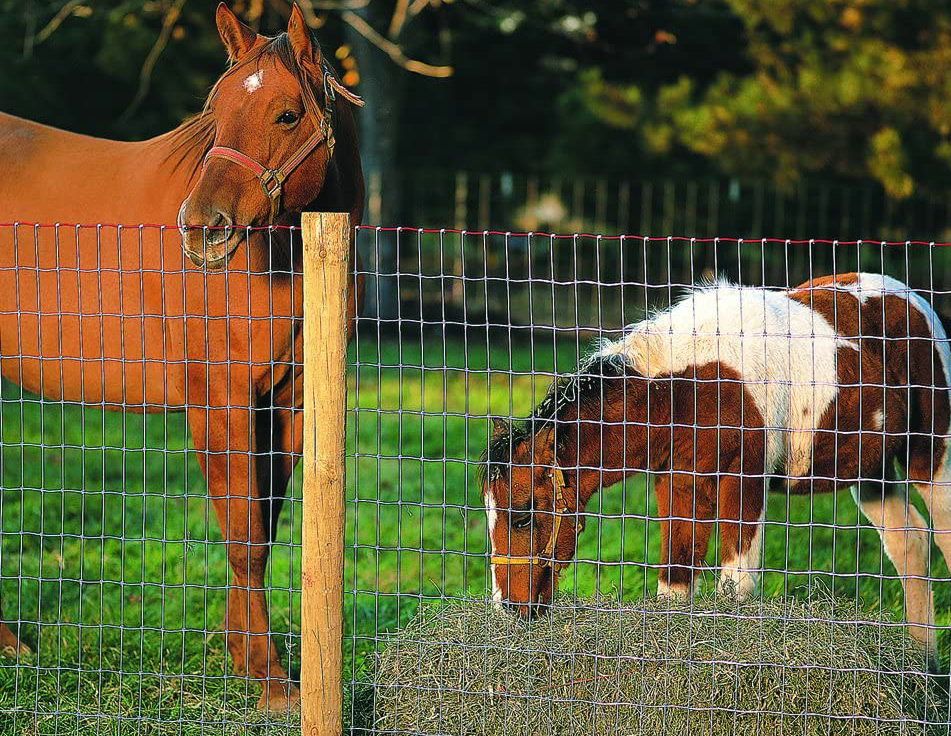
[359,594,951,736]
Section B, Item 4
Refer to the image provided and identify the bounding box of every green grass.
[0,334,949,734]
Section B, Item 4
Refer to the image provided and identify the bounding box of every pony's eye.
[510,513,533,530]
[275,110,300,126]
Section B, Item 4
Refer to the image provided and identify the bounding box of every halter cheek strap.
[489,466,586,573]
[202,66,344,224]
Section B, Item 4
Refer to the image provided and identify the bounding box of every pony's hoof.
[656,581,690,600]
[256,681,300,712]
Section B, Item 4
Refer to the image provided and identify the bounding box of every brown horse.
[484,273,951,668]
[0,3,363,710]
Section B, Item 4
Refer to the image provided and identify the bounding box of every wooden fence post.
[301,211,351,736]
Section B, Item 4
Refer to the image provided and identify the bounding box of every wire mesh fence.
[0,222,313,734]
[2,220,951,734]
[348,227,951,735]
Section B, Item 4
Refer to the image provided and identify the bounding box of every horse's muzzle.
[183,235,242,270]
[178,202,241,269]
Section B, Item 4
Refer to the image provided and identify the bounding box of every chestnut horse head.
[482,419,585,618]
[179,3,363,268]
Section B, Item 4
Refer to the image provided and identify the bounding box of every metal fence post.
[301,211,350,736]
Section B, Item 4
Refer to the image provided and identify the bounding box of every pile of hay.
[359,595,950,736]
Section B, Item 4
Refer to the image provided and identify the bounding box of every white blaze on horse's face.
[243,70,264,94]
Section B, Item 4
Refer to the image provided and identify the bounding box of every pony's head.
[482,419,583,618]
[179,3,362,268]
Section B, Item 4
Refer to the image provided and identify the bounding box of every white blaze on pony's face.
[484,488,501,603]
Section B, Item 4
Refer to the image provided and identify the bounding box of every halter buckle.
[489,463,584,571]
[260,170,283,199]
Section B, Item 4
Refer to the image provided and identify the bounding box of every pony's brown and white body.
[485,273,951,663]
[0,4,363,709]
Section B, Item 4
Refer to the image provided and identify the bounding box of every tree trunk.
[346,5,403,320]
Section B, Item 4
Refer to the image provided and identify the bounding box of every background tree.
[572,0,951,197]
[4,1,951,204]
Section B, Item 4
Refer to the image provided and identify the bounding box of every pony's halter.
[201,66,339,224]
[489,465,585,573]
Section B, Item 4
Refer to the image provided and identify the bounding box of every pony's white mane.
[595,279,854,475]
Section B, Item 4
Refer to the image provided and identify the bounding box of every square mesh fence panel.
[348,228,951,736]
[0,223,306,734]
[1,223,951,735]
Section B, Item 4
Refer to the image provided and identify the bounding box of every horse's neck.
[0,112,203,223]
[558,378,653,507]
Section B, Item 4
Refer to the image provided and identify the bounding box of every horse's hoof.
[0,641,30,658]
[0,627,29,657]
[256,681,300,712]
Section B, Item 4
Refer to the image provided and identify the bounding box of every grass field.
[0,332,948,735]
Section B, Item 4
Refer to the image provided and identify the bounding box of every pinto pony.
[484,273,951,664]
[0,4,363,709]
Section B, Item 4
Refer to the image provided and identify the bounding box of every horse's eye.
[275,110,300,126]
[510,513,533,530]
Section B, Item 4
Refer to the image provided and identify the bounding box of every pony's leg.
[716,474,766,599]
[914,478,951,574]
[853,481,937,666]
[188,405,294,711]
[655,475,684,598]
[656,474,716,598]
[908,437,951,574]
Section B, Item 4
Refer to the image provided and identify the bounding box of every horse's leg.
[250,401,303,692]
[716,474,766,599]
[656,474,716,598]
[254,402,303,543]
[0,551,28,654]
[188,404,294,711]
[853,481,937,665]
[0,620,28,656]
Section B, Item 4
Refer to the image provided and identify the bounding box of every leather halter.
[202,67,338,224]
[489,465,585,573]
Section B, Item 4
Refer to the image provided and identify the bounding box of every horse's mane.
[480,354,629,483]
[159,27,332,181]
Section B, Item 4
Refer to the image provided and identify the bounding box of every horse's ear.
[490,418,508,439]
[287,3,322,73]
[216,3,257,62]
[536,425,556,452]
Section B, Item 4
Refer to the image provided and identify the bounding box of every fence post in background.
[301,211,350,736]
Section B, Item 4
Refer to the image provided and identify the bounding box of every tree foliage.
[573,0,951,196]
[2,1,951,198]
